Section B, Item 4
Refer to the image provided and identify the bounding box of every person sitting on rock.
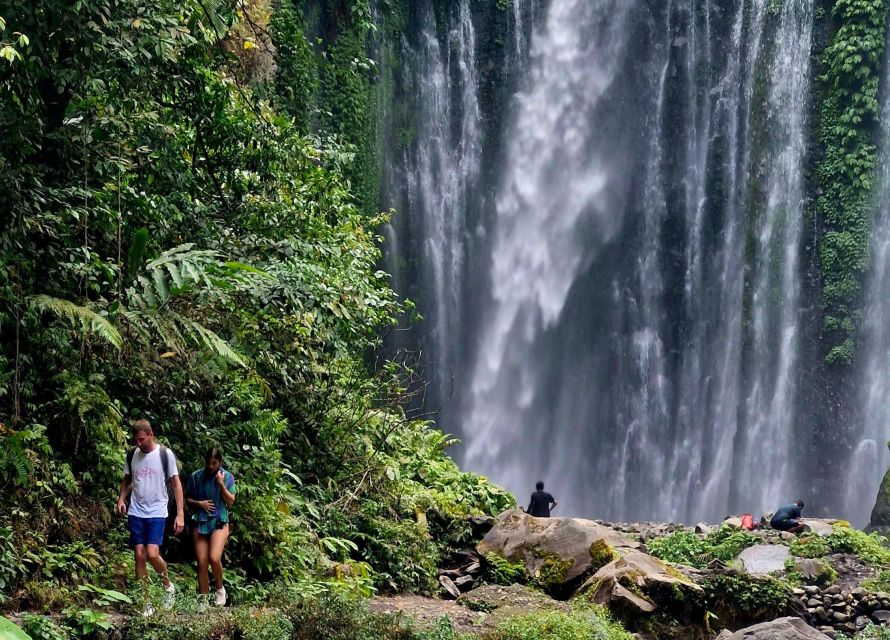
[770,499,805,534]
[527,481,557,518]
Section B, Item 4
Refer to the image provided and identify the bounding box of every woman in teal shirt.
[185,447,235,606]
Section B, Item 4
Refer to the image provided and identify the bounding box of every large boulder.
[577,550,707,639]
[799,519,838,536]
[458,583,569,617]
[714,617,830,639]
[737,544,790,574]
[476,509,639,595]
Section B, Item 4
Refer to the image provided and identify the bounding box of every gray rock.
[695,522,714,534]
[477,509,639,591]
[799,519,836,536]
[439,575,461,600]
[856,615,870,628]
[808,598,821,607]
[454,575,474,587]
[824,585,842,595]
[714,617,831,639]
[832,611,849,622]
[737,544,790,574]
[868,446,890,528]
[873,609,890,623]
[724,517,743,528]
[458,583,569,616]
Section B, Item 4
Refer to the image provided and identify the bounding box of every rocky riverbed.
[371,509,890,640]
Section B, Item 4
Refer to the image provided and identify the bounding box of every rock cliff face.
[868,449,890,536]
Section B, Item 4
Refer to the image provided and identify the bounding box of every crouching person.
[186,447,236,606]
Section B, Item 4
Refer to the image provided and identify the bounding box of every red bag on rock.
[741,513,754,530]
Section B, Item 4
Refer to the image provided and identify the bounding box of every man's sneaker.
[162,582,176,610]
[214,586,226,607]
[141,603,155,617]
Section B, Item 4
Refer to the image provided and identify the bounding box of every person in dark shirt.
[770,499,805,533]
[527,481,557,518]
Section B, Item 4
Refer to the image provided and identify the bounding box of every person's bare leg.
[194,530,210,594]
[209,526,229,590]
[146,544,171,587]
[134,545,148,581]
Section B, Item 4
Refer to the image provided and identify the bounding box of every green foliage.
[647,525,757,569]
[0,616,32,640]
[789,533,829,558]
[485,554,528,586]
[859,625,890,640]
[270,3,317,128]
[701,574,791,622]
[64,607,113,637]
[0,0,508,607]
[825,525,890,565]
[489,604,633,640]
[863,569,890,592]
[814,0,889,363]
[20,613,70,640]
[28,296,122,351]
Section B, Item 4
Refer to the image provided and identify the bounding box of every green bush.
[789,534,829,558]
[647,525,757,568]
[20,614,70,640]
[646,532,708,566]
[858,625,890,640]
[485,554,527,586]
[863,570,890,592]
[487,605,633,640]
[702,574,791,627]
[825,526,890,565]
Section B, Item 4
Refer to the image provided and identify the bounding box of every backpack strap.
[126,447,136,475]
[159,445,170,480]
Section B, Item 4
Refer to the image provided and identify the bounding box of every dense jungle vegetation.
[0,0,514,633]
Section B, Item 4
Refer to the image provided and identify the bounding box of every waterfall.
[384,0,821,522]
[383,0,482,407]
[848,40,890,526]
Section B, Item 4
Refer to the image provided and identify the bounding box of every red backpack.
[740,513,754,530]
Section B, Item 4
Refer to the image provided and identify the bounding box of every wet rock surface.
[738,544,791,574]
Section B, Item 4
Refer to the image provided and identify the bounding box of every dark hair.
[536,481,544,491]
[796,499,805,509]
[204,447,223,465]
[132,419,152,435]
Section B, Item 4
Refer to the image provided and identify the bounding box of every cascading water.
[847,45,890,526]
[383,0,483,408]
[383,1,838,523]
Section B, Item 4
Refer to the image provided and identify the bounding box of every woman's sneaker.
[214,586,226,607]
[162,582,176,610]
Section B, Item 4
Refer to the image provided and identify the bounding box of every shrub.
[702,574,791,629]
[485,554,527,585]
[789,534,829,558]
[825,526,890,565]
[859,625,890,640]
[486,604,633,640]
[647,525,756,569]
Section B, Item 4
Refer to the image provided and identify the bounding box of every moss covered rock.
[576,550,707,639]
[477,509,639,597]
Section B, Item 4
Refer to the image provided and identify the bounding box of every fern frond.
[128,244,262,310]
[171,313,247,367]
[29,295,122,350]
